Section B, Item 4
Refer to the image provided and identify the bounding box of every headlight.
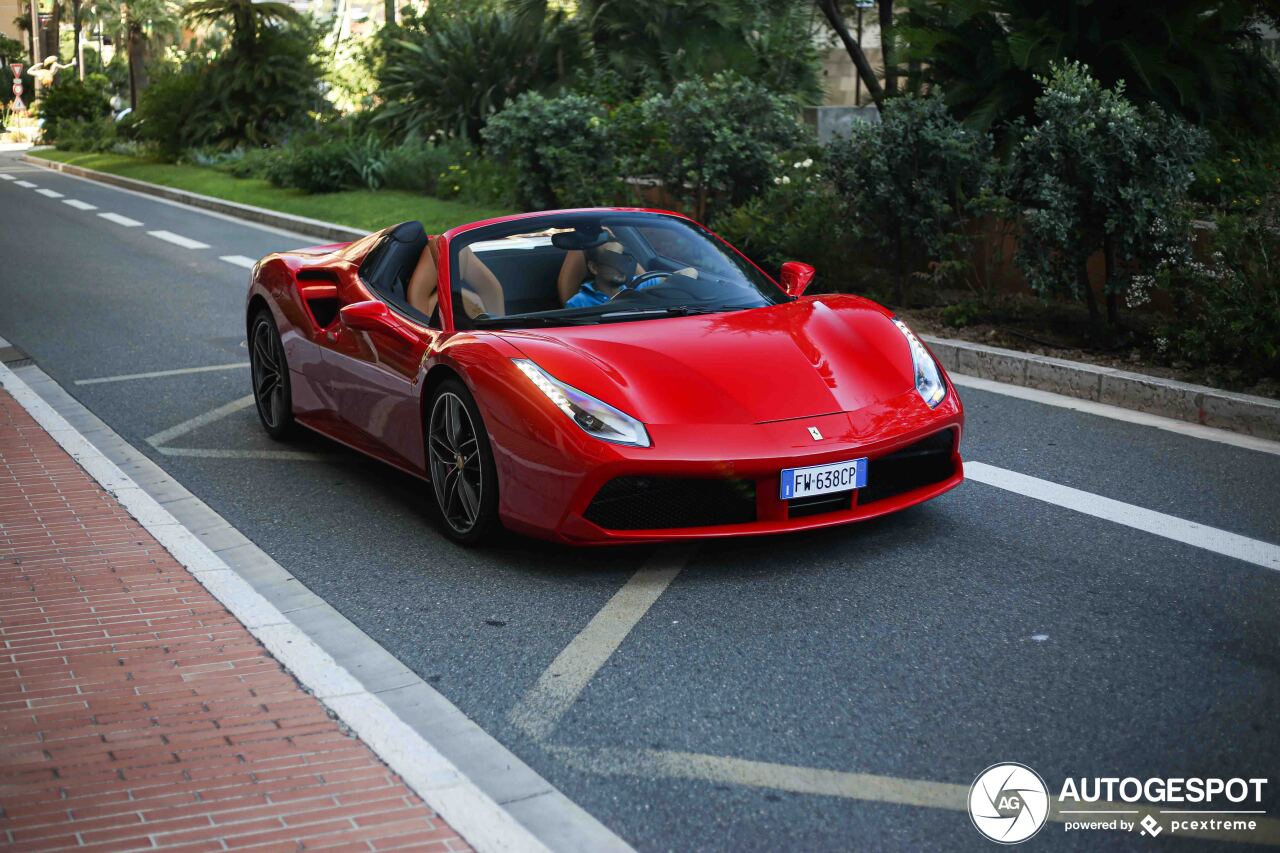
[513,359,651,447]
[892,318,947,408]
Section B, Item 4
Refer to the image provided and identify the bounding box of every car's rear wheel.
[249,309,295,440]
[427,378,499,545]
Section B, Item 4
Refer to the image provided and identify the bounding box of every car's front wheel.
[249,309,295,440]
[427,378,499,545]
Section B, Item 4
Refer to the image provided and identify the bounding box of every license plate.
[780,457,868,500]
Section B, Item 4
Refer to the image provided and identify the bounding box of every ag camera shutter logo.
[969,763,1050,844]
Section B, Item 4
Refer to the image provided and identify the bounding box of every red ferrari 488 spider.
[245,208,964,545]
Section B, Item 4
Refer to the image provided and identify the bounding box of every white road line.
[36,188,64,198]
[0,361,565,853]
[75,362,250,385]
[220,255,258,269]
[62,198,97,211]
[145,394,255,446]
[967,461,1280,572]
[28,156,334,244]
[15,180,37,188]
[148,229,210,250]
[0,173,16,180]
[98,212,142,227]
[951,374,1280,457]
[509,546,694,740]
[550,746,1280,846]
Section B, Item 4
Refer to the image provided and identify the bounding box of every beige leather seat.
[456,248,505,317]
[557,250,588,305]
[406,238,504,320]
[406,236,441,317]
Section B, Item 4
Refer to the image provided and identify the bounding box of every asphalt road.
[2,153,1278,852]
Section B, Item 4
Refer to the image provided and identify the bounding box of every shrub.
[715,153,860,290]
[483,91,619,209]
[1154,207,1280,384]
[39,75,113,142]
[381,139,443,194]
[826,91,994,305]
[1190,131,1280,212]
[264,140,359,193]
[137,23,325,156]
[53,117,119,152]
[199,22,326,148]
[345,134,388,191]
[135,66,205,158]
[637,72,799,220]
[1007,62,1209,326]
[375,6,584,144]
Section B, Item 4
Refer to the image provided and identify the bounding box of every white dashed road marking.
[98,212,143,227]
[549,746,1280,846]
[36,188,64,198]
[15,180,36,188]
[62,199,97,211]
[145,394,255,446]
[0,173,15,180]
[148,230,210,250]
[220,255,258,269]
[509,546,694,740]
[75,362,250,385]
[966,461,1280,572]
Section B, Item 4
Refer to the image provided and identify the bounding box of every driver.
[564,242,659,308]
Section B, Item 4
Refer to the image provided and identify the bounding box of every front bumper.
[494,386,964,545]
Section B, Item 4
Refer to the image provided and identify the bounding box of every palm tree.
[184,0,301,56]
[901,0,1280,139]
[92,0,179,109]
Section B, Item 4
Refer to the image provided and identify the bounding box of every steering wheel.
[609,270,672,300]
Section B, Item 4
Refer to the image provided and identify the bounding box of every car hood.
[496,296,918,425]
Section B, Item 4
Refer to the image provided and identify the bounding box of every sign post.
[9,62,23,113]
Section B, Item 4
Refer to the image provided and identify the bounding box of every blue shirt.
[565,278,658,309]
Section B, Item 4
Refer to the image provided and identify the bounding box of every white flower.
[780,175,791,185]
[801,158,813,168]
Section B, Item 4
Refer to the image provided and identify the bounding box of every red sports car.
[245,208,964,545]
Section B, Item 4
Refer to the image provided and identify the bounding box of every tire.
[427,377,500,545]
[249,308,296,440]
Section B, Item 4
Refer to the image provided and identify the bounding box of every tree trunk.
[72,0,82,80]
[126,20,143,110]
[44,0,60,61]
[894,229,907,306]
[1103,236,1119,326]
[1079,262,1100,325]
[383,0,395,27]
[815,0,884,108]
[878,0,897,98]
[27,0,41,98]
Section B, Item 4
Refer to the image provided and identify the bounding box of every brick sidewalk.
[0,388,471,852]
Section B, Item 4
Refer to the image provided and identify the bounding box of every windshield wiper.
[471,315,601,328]
[595,305,761,322]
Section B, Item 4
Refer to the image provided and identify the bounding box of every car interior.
[356,218,768,328]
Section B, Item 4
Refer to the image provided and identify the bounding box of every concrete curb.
[22,150,1279,441]
[23,151,366,243]
[924,335,1280,442]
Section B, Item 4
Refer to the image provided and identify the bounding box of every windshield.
[447,211,788,329]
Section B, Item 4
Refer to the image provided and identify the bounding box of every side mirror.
[780,261,816,298]
[339,299,419,344]
[339,299,394,332]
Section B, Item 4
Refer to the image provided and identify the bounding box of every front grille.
[858,429,957,505]
[584,476,757,530]
[788,491,853,518]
